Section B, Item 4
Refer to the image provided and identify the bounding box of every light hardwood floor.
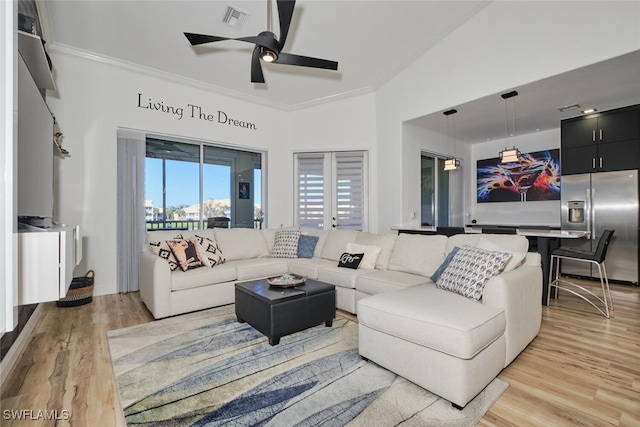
[1,280,639,426]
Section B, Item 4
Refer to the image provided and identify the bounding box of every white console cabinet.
[18,225,82,305]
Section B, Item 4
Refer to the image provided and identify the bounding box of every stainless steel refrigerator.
[560,169,639,284]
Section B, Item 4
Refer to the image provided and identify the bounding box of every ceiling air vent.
[222,4,249,30]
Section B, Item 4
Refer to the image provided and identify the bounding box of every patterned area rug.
[107,305,507,426]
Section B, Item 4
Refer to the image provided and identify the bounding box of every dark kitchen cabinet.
[561,104,640,174]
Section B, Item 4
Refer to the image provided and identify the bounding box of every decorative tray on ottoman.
[267,274,306,288]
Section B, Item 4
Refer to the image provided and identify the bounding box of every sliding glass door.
[145,138,263,230]
[421,154,452,227]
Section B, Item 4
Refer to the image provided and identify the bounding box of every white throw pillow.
[476,237,525,272]
[346,243,382,270]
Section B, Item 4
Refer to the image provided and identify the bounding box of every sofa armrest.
[482,264,542,367]
[523,252,541,266]
[139,251,172,319]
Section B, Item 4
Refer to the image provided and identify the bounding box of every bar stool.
[547,229,615,318]
[482,227,517,235]
[436,226,465,237]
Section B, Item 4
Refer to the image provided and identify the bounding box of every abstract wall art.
[477,149,561,203]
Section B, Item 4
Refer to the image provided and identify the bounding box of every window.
[145,138,263,230]
[295,151,368,231]
[421,153,461,227]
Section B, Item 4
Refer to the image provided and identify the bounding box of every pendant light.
[443,108,460,171]
[499,90,520,163]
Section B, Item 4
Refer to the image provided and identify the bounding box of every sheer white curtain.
[116,128,146,293]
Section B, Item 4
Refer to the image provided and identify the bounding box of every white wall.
[288,93,378,229]
[401,122,470,228]
[47,51,284,296]
[471,128,561,226]
[375,1,640,232]
[46,50,377,296]
[1,0,16,332]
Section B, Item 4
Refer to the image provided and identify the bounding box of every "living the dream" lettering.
[136,93,257,131]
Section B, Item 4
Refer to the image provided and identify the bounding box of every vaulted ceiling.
[38,1,640,143]
[41,0,489,108]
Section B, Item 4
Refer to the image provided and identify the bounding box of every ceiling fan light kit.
[184,0,338,83]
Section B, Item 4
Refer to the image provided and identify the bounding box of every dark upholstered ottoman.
[235,279,336,345]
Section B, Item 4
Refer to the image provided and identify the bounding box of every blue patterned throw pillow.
[430,246,461,282]
[435,245,511,301]
[297,234,319,258]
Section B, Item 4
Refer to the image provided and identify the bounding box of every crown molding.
[47,43,376,112]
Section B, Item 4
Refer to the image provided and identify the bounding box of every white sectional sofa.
[139,226,542,407]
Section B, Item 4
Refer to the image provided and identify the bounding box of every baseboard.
[0,303,43,386]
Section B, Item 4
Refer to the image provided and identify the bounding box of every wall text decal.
[136,93,257,130]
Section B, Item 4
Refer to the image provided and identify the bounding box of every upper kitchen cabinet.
[561,104,640,175]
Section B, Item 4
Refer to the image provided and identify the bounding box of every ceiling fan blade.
[275,53,338,70]
[236,34,280,53]
[184,32,228,46]
[276,0,296,50]
[251,46,266,83]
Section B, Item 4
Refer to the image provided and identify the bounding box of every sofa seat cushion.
[288,258,336,279]
[357,285,505,360]
[234,258,290,281]
[171,263,237,291]
[356,270,430,296]
[317,265,370,289]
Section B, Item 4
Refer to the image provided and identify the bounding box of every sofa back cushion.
[300,227,329,257]
[355,232,397,270]
[145,230,185,245]
[320,229,359,261]
[446,234,528,255]
[262,227,299,253]
[388,234,448,277]
[446,234,528,272]
[214,228,270,261]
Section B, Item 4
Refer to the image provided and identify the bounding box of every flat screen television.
[17,55,54,221]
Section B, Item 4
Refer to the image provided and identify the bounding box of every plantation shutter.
[334,152,365,230]
[295,151,368,231]
[297,153,327,229]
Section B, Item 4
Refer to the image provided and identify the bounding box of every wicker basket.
[57,270,95,307]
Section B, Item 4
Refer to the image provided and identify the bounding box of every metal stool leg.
[546,256,611,318]
[596,262,613,312]
[547,254,559,306]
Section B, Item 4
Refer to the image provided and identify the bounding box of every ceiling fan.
[184,0,339,83]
